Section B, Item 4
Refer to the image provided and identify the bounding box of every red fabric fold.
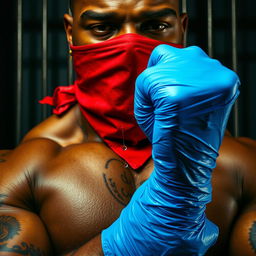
[39,84,77,115]
[39,34,183,169]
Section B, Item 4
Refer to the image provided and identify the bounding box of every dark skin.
[1,0,256,255]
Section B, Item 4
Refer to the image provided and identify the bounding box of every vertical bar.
[181,0,187,46]
[182,0,187,13]
[68,7,73,85]
[207,0,213,57]
[42,0,48,118]
[231,0,239,137]
[16,0,23,145]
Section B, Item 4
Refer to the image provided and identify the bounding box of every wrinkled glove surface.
[102,45,240,256]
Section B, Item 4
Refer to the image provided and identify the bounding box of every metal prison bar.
[15,0,240,144]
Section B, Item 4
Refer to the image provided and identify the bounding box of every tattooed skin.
[0,216,45,255]
[103,158,135,206]
[0,242,45,255]
[0,216,21,243]
[249,221,256,253]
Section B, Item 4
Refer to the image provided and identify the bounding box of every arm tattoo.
[0,216,45,255]
[0,242,45,255]
[103,158,134,206]
[0,216,21,242]
[249,221,256,253]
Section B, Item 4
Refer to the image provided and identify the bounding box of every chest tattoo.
[103,158,135,206]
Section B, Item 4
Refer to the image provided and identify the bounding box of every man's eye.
[87,24,116,36]
[141,21,170,33]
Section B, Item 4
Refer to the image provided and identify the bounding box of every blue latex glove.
[101,45,240,256]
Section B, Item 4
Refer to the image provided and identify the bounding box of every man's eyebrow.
[140,8,177,19]
[81,10,117,20]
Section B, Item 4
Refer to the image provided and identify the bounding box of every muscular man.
[0,0,255,255]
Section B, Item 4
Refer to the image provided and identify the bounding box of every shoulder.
[217,135,256,202]
[21,104,85,147]
[206,135,256,255]
[220,135,256,255]
[0,137,62,178]
[0,137,62,209]
[218,135,256,176]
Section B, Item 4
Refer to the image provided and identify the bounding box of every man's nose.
[118,23,137,35]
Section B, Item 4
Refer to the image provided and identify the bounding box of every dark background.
[1,0,255,149]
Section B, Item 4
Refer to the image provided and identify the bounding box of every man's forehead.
[73,0,179,11]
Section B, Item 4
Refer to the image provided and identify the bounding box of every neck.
[77,105,103,143]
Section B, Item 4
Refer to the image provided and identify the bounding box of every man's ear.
[63,13,73,45]
[180,13,188,45]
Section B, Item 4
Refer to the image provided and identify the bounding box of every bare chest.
[31,140,239,255]
[35,142,151,254]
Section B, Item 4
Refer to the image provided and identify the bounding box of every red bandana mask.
[40,33,183,169]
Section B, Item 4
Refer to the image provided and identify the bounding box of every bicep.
[0,139,61,255]
[0,206,53,255]
[229,208,256,256]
